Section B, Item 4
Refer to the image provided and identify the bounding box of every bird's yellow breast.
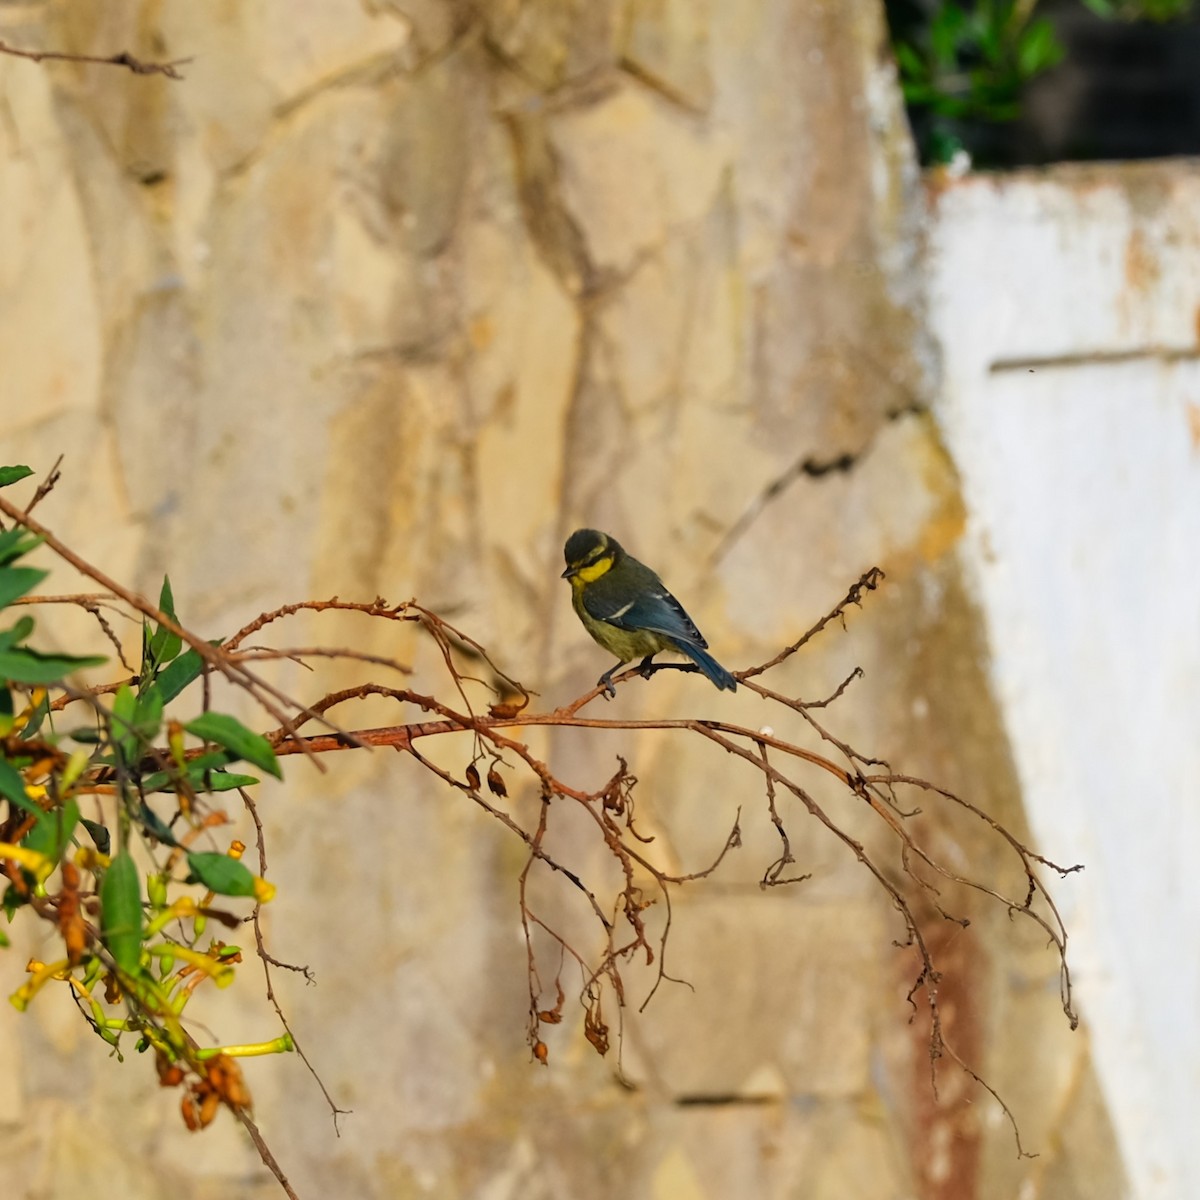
[574,554,614,583]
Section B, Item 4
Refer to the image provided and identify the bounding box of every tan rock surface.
[0,3,1124,1198]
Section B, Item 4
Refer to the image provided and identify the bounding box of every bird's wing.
[582,567,709,649]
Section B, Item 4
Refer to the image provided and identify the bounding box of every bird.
[561,528,737,697]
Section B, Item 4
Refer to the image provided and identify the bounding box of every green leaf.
[0,646,107,684]
[0,566,47,609]
[100,851,143,976]
[893,41,929,82]
[185,851,258,898]
[145,576,183,671]
[1142,0,1192,18]
[0,466,34,489]
[185,712,281,779]
[3,882,28,918]
[136,802,180,848]
[158,575,177,620]
[139,748,234,793]
[0,528,41,567]
[113,683,136,721]
[156,647,206,706]
[110,681,163,761]
[196,771,259,792]
[902,79,944,106]
[0,615,36,651]
[80,817,111,856]
[1017,18,1064,78]
[930,2,967,67]
[927,127,969,164]
[143,763,259,794]
[0,757,39,816]
[23,797,80,860]
[112,683,139,762]
[974,8,1005,64]
[134,685,164,744]
[16,689,50,740]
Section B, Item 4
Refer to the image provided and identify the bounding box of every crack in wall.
[617,55,708,117]
[710,402,927,567]
[673,1094,781,1107]
[709,451,856,567]
[989,344,1200,373]
[502,109,596,297]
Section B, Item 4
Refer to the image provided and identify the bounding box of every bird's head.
[562,528,622,583]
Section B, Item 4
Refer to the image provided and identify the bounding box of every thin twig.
[234,1108,300,1200]
[240,788,348,1133]
[0,494,364,762]
[24,454,63,515]
[0,38,191,79]
[4,549,1080,1176]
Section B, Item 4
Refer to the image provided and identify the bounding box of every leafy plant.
[894,1,1064,125]
[890,0,1196,163]
[1080,0,1192,16]
[1,462,1084,1190]
[0,467,284,1133]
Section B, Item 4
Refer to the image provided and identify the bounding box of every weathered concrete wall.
[1,3,1125,1198]
[929,161,1200,1200]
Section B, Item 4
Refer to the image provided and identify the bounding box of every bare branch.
[2,526,1079,1176]
[0,38,190,79]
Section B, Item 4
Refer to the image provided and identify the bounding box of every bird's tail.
[676,640,737,692]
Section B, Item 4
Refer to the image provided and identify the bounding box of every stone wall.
[1,3,1125,1197]
[930,160,1200,1200]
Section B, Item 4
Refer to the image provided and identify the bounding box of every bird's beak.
[561,565,577,579]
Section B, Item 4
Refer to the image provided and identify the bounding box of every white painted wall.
[928,165,1200,1200]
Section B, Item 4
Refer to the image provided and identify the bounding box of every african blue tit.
[561,528,737,696]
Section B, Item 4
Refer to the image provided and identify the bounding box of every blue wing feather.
[581,570,708,649]
[577,551,736,691]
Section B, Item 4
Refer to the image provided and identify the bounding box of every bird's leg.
[596,662,623,700]
[637,654,658,679]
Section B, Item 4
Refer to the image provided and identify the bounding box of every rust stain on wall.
[1123,227,1161,295]
[1186,399,1200,455]
[904,900,985,1200]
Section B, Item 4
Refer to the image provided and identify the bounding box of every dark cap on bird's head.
[562,528,622,578]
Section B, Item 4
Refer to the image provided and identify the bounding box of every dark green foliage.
[100,851,144,975]
[889,0,1196,162]
[0,464,282,1095]
[184,712,281,778]
[186,851,259,898]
